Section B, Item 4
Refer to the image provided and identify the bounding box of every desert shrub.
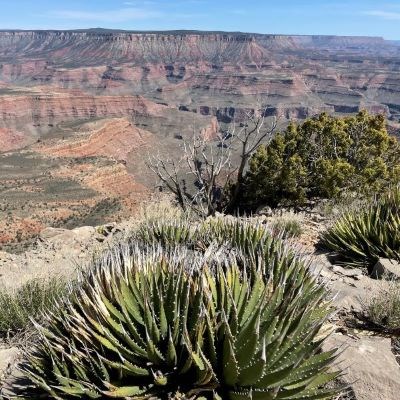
[20,220,340,399]
[271,217,303,239]
[0,278,67,337]
[320,186,400,270]
[315,194,368,220]
[240,111,400,209]
[138,197,191,224]
[364,280,400,332]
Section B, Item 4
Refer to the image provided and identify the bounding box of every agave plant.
[320,186,400,270]
[20,222,340,399]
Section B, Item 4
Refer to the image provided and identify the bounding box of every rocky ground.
[0,212,399,399]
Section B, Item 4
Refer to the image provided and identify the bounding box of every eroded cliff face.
[0,31,392,64]
[0,30,399,249]
[0,91,165,142]
[0,30,399,129]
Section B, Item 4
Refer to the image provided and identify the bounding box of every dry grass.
[270,211,304,239]
[121,194,197,240]
[138,195,188,222]
[364,279,400,332]
[0,278,68,340]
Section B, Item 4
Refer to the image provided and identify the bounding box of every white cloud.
[230,10,247,15]
[123,1,158,5]
[48,7,162,23]
[363,10,400,20]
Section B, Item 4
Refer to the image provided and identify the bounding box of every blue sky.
[0,0,399,39]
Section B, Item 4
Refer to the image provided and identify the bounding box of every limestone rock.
[323,334,400,400]
[332,265,363,278]
[72,226,96,242]
[256,205,273,217]
[0,347,19,381]
[39,227,70,240]
[312,254,363,282]
[372,258,400,280]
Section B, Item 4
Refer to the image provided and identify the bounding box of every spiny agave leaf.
[54,385,86,395]
[249,388,278,400]
[166,330,178,366]
[192,351,206,371]
[305,371,342,389]
[188,289,204,333]
[21,369,55,393]
[117,303,147,350]
[205,270,218,306]
[158,295,168,339]
[236,279,249,317]
[194,351,216,387]
[239,277,265,325]
[254,364,296,389]
[99,292,126,322]
[93,325,139,361]
[228,299,239,338]
[53,371,89,390]
[101,313,126,338]
[100,357,149,377]
[91,331,119,352]
[261,315,280,348]
[118,280,144,325]
[238,340,266,386]
[96,354,110,382]
[222,325,239,386]
[268,323,316,370]
[204,313,218,366]
[236,308,261,351]
[213,392,223,400]
[235,314,260,368]
[145,334,165,364]
[143,300,161,344]
[280,350,338,388]
[102,385,148,397]
[128,274,145,310]
[277,386,341,400]
[228,389,252,400]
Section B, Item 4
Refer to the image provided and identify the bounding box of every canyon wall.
[0,30,399,248]
[0,30,399,129]
[0,30,393,65]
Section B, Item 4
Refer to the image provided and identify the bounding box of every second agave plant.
[320,187,400,270]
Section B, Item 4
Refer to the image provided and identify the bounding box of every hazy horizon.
[0,0,399,40]
[0,27,397,40]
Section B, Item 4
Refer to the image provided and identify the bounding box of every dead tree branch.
[147,106,278,217]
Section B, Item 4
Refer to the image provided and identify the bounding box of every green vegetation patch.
[241,111,400,209]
